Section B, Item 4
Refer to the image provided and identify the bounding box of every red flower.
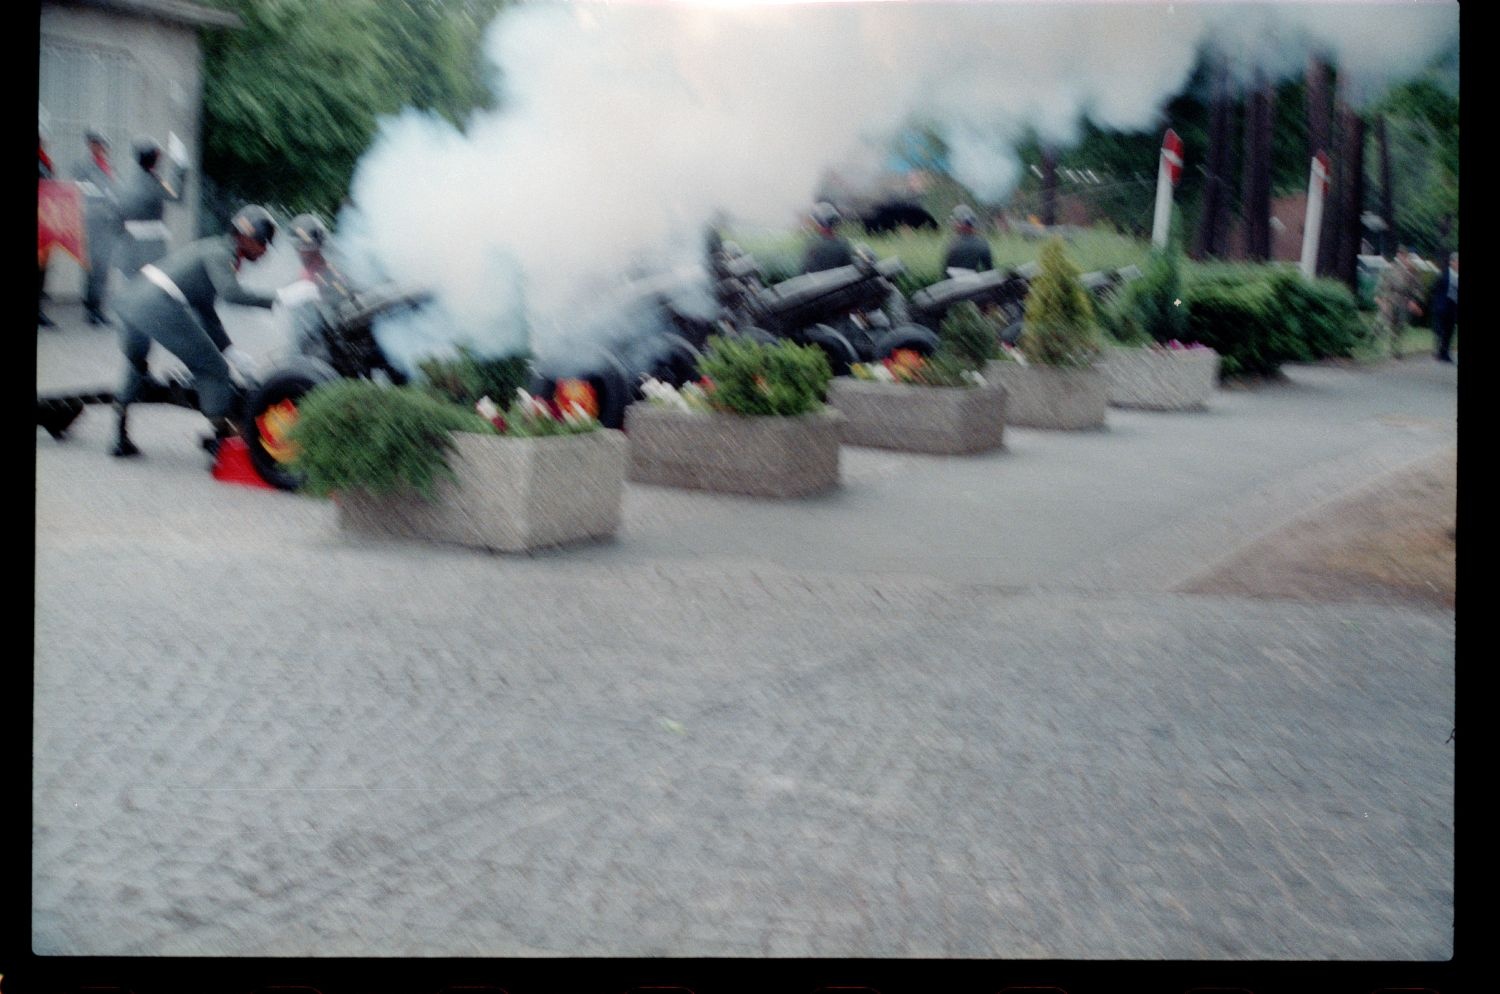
[490,415,507,433]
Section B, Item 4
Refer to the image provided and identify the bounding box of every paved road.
[33,301,1455,959]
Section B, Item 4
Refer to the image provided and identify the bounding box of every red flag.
[39,179,86,265]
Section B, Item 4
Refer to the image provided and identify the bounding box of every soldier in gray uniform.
[71,130,122,325]
[942,204,994,273]
[800,201,855,274]
[110,205,278,458]
[114,138,189,279]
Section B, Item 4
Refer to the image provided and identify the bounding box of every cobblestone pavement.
[33,303,1455,959]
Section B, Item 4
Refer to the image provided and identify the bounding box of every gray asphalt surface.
[34,296,1455,959]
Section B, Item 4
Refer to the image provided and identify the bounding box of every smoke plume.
[337,0,1458,372]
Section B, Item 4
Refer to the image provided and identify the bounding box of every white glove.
[276,279,320,309]
[223,346,258,381]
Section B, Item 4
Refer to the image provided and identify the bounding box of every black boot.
[111,403,140,457]
[201,416,242,457]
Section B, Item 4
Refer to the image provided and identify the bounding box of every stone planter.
[336,429,628,552]
[826,378,1007,455]
[1099,346,1221,411]
[625,404,843,498]
[983,361,1108,430]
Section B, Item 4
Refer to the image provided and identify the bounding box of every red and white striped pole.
[1151,129,1184,249]
[1300,151,1331,279]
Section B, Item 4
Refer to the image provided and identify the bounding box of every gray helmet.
[289,213,329,253]
[133,138,161,170]
[230,204,277,246]
[811,201,841,230]
[951,204,979,229]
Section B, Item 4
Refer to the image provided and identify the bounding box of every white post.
[1300,153,1329,279]
[1151,156,1173,249]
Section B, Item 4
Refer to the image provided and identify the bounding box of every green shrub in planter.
[1019,238,1102,367]
[417,345,534,409]
[938,302,1001,368]
[1102,245,1187,346]
[695,336,832,416]
[289,380,491,500]
[1267,270,1364,360]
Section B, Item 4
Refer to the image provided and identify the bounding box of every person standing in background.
[39,131,55,328]
[114,135,189,279]
[71,129,122,325]
[1430,252,1458,363]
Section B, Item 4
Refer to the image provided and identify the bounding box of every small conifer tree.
[1020,238,1102,366]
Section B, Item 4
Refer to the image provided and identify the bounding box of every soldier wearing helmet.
[114,136,190,279]
[70,129,121,324]
[109,205,280,458]
[801,201,855,274]
[942,204,994,274]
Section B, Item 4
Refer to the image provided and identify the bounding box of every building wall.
[40,3,204,300]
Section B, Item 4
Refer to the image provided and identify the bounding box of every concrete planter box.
[1099,346,1221,411]
[625,404,843,498]
[983,361,1108,430]
[826,378,1008,454]
[337,429,627,553]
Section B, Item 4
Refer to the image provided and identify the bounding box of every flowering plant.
[1157,339,1213,351]
[654,337,832,417]
[641,375,718,412]
[989,342,1029,365]
[850,349,986,387]
[475,387,600,438]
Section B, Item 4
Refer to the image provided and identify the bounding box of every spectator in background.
[1375,244,1425,359]
[71,129,122,325]
[1430,251,1458,363]
[942,204,994,274]
[39,131,54,328]
[800,201,854,274]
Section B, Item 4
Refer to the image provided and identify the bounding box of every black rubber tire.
[648,334,703,388]
[736,326,780,347]
[243,363,337,490]
[796,324,859,377]
[872,324,940,359]
[529,353,632,430]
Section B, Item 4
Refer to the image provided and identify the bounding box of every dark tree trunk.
[1376,115,1395,257]
[1334,102,1366,291]
[1192,57,1235,260]
[1308,57,1342,277]
[1041,146,1058,227]
[1240,74,1274,261]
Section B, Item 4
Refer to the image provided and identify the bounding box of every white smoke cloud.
[340,0,1457,369]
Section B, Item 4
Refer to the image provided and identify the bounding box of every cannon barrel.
[739,258,902,335]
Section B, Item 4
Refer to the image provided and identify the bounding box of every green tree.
[1366,78,1459,258]
[200,0,508,221]
[1020,238,1101,366]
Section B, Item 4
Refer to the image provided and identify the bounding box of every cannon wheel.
[242,359,338,491]
[529,356,632,431]
[648,334,703,388]
[872,324,940,360]
[796,324,859,377]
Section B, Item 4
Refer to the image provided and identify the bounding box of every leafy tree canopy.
[201,0,508,219]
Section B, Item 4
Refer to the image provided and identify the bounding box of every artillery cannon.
[713,243,939,375]
[908,262,1144,347]
[36,281,433,490]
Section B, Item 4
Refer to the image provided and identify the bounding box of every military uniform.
[113,235,275,421]
[71,147,122,321]
[115,158,188,276]
[943,232,994,273]
[1376,257,1425,358]
[802,234,855,274]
